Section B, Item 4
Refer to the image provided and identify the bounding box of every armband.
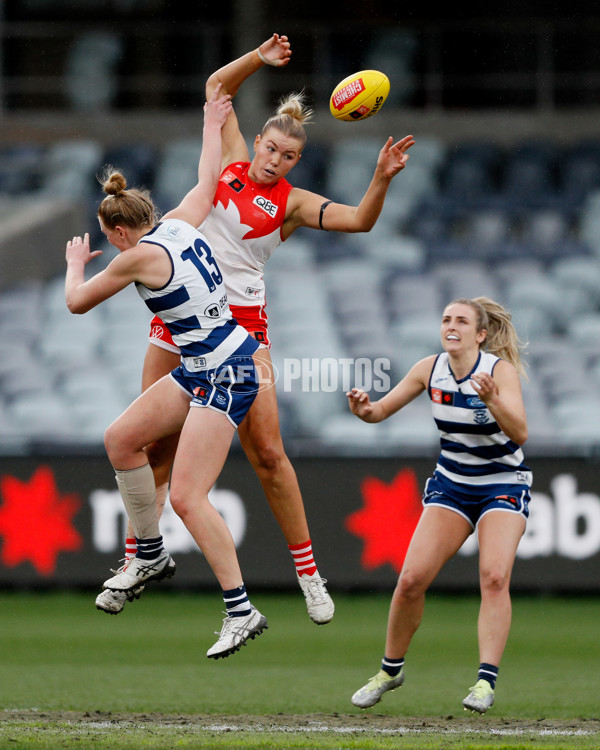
[319,200,333,231]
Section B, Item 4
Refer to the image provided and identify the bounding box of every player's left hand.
[65,233,102,265]
[377,135,415,179]
[258,33,292,67]
[470,372,498,403]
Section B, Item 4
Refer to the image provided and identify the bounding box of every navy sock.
[478,662,499,689]
[222,584,251,617]
[135,536,164,560]
[381,656,404,677]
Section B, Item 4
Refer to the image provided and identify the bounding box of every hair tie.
[257,48,281,67]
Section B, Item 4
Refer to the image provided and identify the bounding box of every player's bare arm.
[471,361,528,444]
[348,356,434,423]
[284,135,415,236]
[206,34,291,167]
[66,240,168,314]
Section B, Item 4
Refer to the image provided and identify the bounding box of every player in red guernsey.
[96,34,414,624]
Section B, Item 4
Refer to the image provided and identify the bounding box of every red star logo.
[0,466,83,576]
[345,469,423,572]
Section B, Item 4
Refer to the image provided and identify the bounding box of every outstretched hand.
[65,233,102,265]
[376,135,415,179]
[204,82,233,128]
[258,33,292,67]
[347,387,374,420]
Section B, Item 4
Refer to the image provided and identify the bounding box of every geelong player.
[96,33,415,622]
[66,87,268,660]
[348,297,531,714]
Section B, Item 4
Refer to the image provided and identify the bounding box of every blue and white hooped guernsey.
[428,351,532,490]
[135,219,259,371]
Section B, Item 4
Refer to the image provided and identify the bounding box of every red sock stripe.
[125,537,137,560]
[289,539,317,576]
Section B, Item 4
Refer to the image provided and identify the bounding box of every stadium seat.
[152,138,203,211]
[551,256,600,306]
[0,144,44,194]
[387,273,444,321]
[38,140,103,200]
[102,143,158,190]
[432,260,500,302]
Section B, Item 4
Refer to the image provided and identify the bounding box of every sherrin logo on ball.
[330,70,390,122]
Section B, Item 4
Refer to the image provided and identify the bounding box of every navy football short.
[170,355,258,428]
[423,471,530,529]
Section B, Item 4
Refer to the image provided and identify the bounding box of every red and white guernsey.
[199,162,293,308]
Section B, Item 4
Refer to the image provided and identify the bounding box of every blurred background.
[3,0,600,457]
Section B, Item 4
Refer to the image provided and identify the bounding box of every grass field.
[0,590,598,749]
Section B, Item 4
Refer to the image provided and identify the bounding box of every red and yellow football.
[329,70,390,122]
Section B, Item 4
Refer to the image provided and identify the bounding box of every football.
[329,70,390,121]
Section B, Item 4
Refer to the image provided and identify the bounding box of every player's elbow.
[512,425,528,445]
[345,215,377,234]
[206,72,218,97]
[206,71,227,98]
[66,297,90,315]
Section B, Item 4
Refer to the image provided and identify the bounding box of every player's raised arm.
[206,34,292,167]
[165,84,231,227]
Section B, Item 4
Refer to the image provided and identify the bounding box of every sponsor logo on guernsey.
[222,171,245,192]
[245,287,261,298]
[431,388,454,405]
[204,304,220,318]
[150,324,165,340]
[193,387,207,398]
[253,195,278,217]
[193,357,207,369]
[215,394,227,405]
[332,78,365,110]
[495,494,518,507]
[167,224,181,238]
[467,396,486,407]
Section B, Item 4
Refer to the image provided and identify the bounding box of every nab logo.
[253,196,278,217]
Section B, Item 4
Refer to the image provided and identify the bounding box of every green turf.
[0,591,598,748]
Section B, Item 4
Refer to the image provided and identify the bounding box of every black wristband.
[319,200,333,230]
